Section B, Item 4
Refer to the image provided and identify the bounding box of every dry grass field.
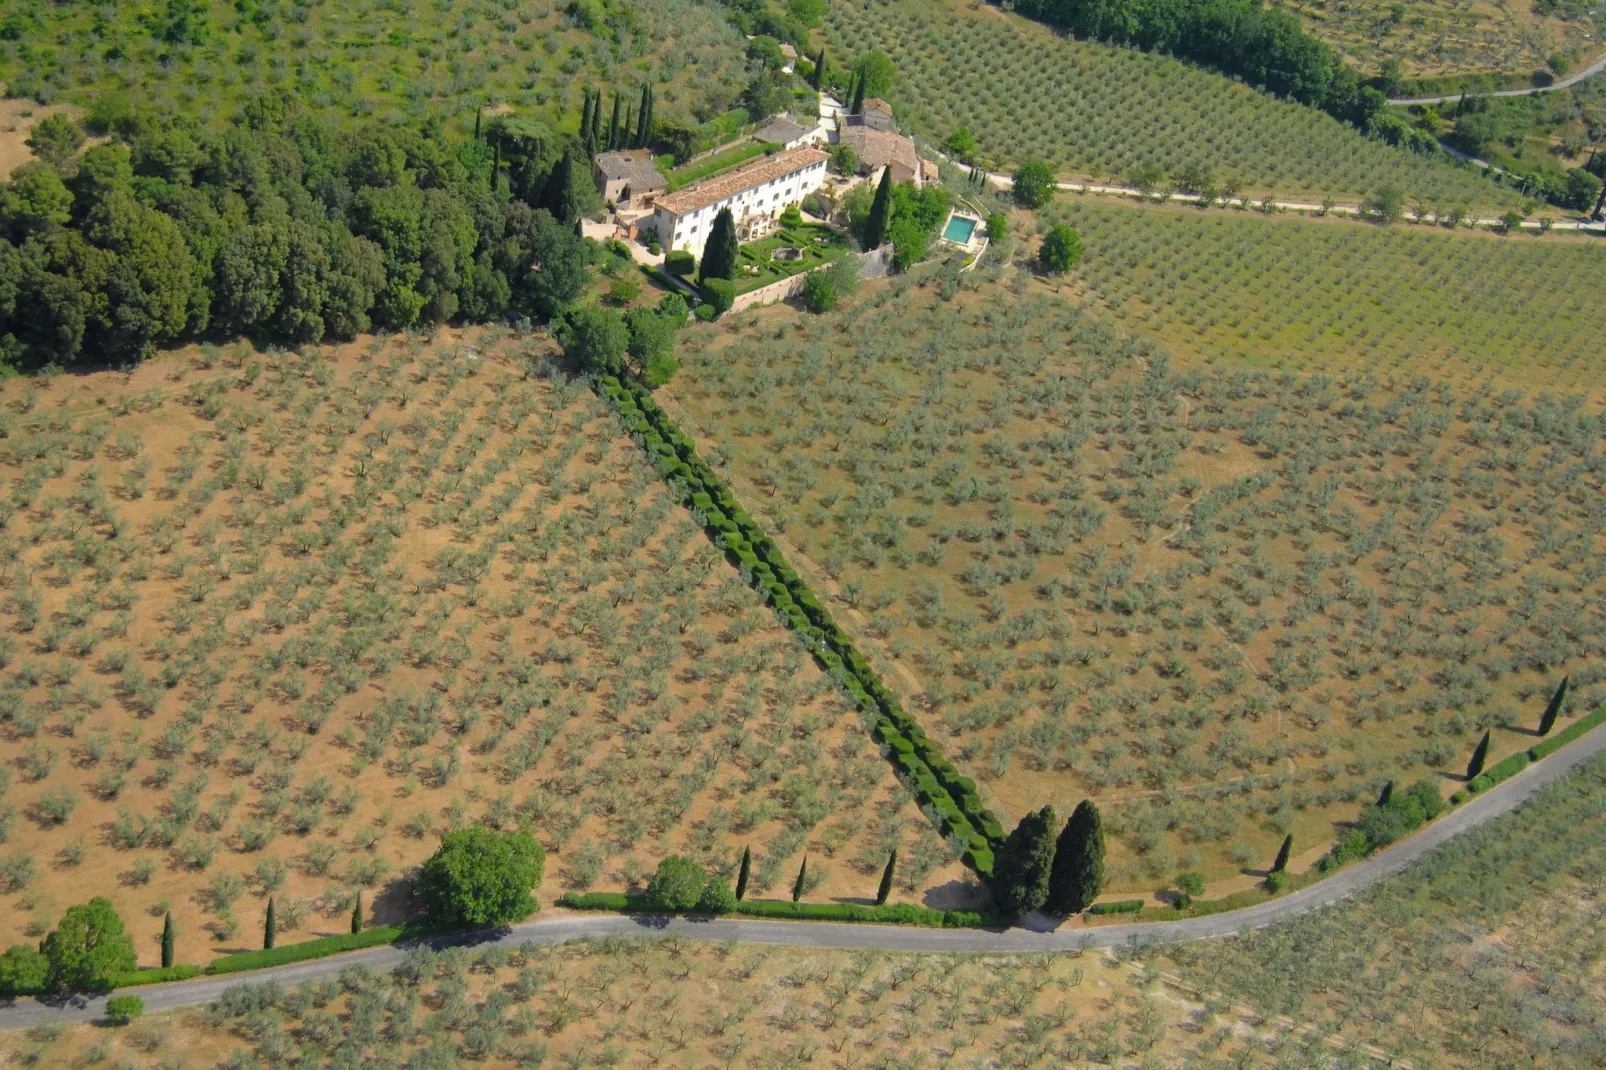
[0,935,1340,1068]
[668,269,1606,890]
[1288,0,1597,79]
[0,329,963,969]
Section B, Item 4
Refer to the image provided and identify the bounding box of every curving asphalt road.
[3,723,1603,1032]
[1388,50,1606,105]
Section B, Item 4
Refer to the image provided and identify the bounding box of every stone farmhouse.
[593,150,667,210]
[651,146,829,259]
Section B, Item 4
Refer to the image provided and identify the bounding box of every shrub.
[45,898,137,994]
[985,212,1009,243]
[780,204,803,227]
[1467,751,1529,794]
[645,856,708,911]
[699,278,735,316]
[1263,869,1287,893]
[105,995,144,1025]
[802,270,836,312]
[0,944,48,996]
[416,827,544,926]
[1173,871,1205,908]
[696,877,737,914]
[206,923,444,975]
[1087,899,1143,915]
[664,249,695,276]
[1038,224,1083,274]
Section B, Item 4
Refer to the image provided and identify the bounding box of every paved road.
[1389,51,1606,105]
[3,724,1602,1032]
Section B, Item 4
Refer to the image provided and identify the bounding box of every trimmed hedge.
[1528,706,1606,762]
[1087,899,1144,916]
[557,892,1008,929]
[206,922,454,975]
[1466,750,1529,794]
[593,374,1003,874]
[106,964,202,988]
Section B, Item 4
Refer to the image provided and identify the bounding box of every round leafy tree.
[646,856,707,911]
[1039,224,1083,275]
[417,827,545,926]
[44,897,136,994]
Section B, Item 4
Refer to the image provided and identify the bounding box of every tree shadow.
[369,875,418,927]
[920,878,991,911]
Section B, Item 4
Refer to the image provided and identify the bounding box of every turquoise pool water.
[942,215,976,243]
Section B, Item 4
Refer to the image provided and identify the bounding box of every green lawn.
[667,141,777,191]
[733,223,855,293]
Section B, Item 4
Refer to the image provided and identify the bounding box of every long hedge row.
[557,891,1007,929]
[594,374,1003,874]
[205,921,456,975]
[1529,706,1606,763]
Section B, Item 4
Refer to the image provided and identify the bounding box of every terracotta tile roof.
[594,151,666,190]
[862,97,893,115]
[655,147,828,216]
[839,127,919,176]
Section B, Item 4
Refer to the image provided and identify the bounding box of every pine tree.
[1272,834,1293,874]
[735,846,751,901]
[608,93,624,151]
[811,49,826,91]
[862,165,893,249]
[1467,730,1492,780]
[792,855,808,903]
[1538,676,1569,736]
[1045,800,1104,915]
[350,894,363,935]
[159,912,174,969]
[850,73,865,115]
[699,207,738,282]
[263,897,276,950]
[992,806,1058,917]
[875,850,896,906]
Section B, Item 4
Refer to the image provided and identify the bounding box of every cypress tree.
[492,139,502,191]
[699,207,738,282]
[991,805,1058,917]
[811,49,826,91]
[875,849,896,906]
[1467,730,1492,780]
[263,897,276,950]
[792,855,808,903]
[862,165,893,249]
[579,89,594,153]
[1045,800,1105,915]
[474,107,483,140]
[350,893,363,935]
[608,93,624,151]
[159,912,174,969]
[643,86,655,148]
[735,846,751,901]
[1272,834,1293,874]
[1538,676,1569,736]
[542,146,591,225]
[635,84,651,148]
[1377,780,1393,806]
[850,72,865,115]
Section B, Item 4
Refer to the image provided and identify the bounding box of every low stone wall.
[727,244,893,315]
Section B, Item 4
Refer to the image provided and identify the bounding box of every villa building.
[838,126,929,188]
[651,146,829,259]
[593,150,667,210]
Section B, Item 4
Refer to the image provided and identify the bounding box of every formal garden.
[734,218,857,293]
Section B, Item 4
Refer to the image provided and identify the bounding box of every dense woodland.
[0,91,600,371]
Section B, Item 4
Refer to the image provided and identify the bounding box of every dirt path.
[3,716,1599,1032]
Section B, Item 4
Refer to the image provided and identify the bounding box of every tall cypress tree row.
[862,165,893,249]
[1045,800,1105,915]
[699,207,738,281]
[991,806,1058,917]
[1466,729,1492,779]
[1538,676,1569,736]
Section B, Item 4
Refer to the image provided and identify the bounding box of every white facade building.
[652,147,829,260]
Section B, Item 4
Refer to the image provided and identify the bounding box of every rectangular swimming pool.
[942,214,976,243]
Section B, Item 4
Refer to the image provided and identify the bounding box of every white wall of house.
[653,159,828,260]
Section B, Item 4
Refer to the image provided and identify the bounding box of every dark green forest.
[0,90,597,371]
